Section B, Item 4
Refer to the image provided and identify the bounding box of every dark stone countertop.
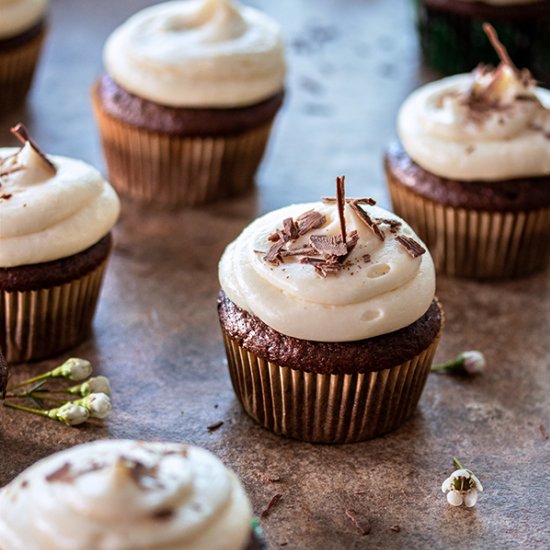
[0,1,548,548]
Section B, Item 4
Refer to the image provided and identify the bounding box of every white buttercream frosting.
[398,69,550,181]
[0,440,253,550]
[0,0,47,40]
[103,0,285,108]
[219,201,436,342]
[0,144,120,268]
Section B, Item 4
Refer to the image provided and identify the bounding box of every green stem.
[3,401,49,417]
[453,457,465,470]
[431,357,461,372]
[8,372,53,391]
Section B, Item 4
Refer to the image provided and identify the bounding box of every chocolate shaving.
[395,235,426,258]
[0,348,9,399]
[483,23,516,70]
[335,175,347,244]
[0,166,25,178]
[540,423,549,440]
[282,217,299,241]
[263,240,285,265]
[280,245,315,257]
[362,254,371,263]
[350,201,384,241]
[123,459,162,490]
[261,493,283,519]
[10,123,57,174]
[376,218,402,234]
[206,420,224,432]
[322,197,376,206]
[46,463,74,484]
[152,509,174,521]
[296,209,326,235]
[301,256,343,278]
[310,234,347,256]
[0,194,12,200]
[345,509,371,536]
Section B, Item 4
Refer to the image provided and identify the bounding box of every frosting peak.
[0,440,252,550]
[104,0,286,108]
[219,190,435,342]
[0,144,120,267]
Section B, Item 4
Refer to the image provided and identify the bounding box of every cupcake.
[385,25,550,279]
[92,0,285,207]
[0,439,264,550]
[0,124,120,363]
[218,177,444,443]
[415,0,550,86]
[0,0,48,112]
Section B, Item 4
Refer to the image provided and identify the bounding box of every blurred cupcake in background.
[415,0,550,86]
[0,0,48,112]
[0,125,120,363]
[385,25,550,279]
[0,439,265,550]
[93,0,286,208]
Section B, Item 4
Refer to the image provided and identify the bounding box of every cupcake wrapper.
[0,28,45,111]
[415,0,550,85]
[222,307,443,443]
[1,260,107,364]
[93,97,275,207]
[387,174,550,279]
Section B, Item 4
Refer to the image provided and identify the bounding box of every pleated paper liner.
[222,301,444,444]
[0,260,107,364]
[0,28,46,112]
[93,93,275,207]
[387,172,550,279]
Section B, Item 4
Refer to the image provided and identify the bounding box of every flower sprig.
[442,457,483,507]
[432,351,486,376]
[2,357,112,427]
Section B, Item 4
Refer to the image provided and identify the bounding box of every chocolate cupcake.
[415,0,550,86]
[0,439,265,550]
[0,125,120,363]
[0,0,48,112]
[218,178,444,443]
[385,26,550,279]
[92,0,285,207]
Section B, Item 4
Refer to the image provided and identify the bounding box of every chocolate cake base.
[1,235,112,363]
[385,142,550,278]
[0,21,46,112]
[415,0,550,85]
[218,291,444,443]
[92,80,283,207]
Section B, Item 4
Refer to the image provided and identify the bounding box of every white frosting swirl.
[104,0,285,108]
[0,144,120,268]
[0,0,47,40]
[219,201,435,342]
[398,70,550,181]
[0,440,253,550]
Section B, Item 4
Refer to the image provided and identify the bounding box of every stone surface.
[1,1,549,549]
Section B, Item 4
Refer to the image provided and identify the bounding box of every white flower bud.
[82,376,112,397]
[54,403,90,426]
[460,351,486,375]
[59,358,93,381]
[447,490,463,506]
[463,489,479,507]
[80,393,112,419]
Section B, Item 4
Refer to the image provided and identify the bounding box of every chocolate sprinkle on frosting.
[336,175,347,244]
[296,209,326,235]
[45,463,75,484]
[310,234,348,256]
[349,201,385,241]
[263,240,285,265]
[395,235,426,258]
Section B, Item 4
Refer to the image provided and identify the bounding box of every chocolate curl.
[482,23,517,71]
[336,175,347,244]
[10,123,57,174]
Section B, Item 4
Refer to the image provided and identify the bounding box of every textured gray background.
[1,1,549,548]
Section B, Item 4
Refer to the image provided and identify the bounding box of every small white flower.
[442,464,483,508]
[460,351,486,375]
[79,392,112,419]
[53,403,90,426]
[77,376,112,397]
[58,358,93,381]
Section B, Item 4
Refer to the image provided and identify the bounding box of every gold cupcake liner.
[0,28,45,111]
[93,94,275,207]
[387,172,550,279]
[222,303,444,443]
[0,260,107,364]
